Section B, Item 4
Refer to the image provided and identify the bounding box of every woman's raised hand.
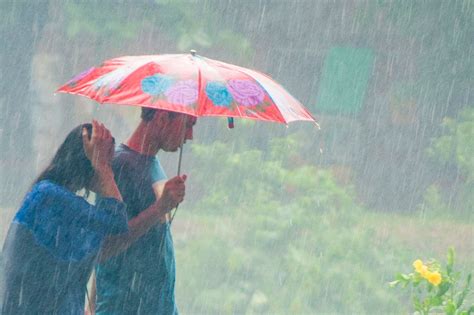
[83,120,122,201]
[83,120,115,172]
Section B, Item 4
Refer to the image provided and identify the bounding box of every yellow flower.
[413,260,430,278]
[413,259,424,272]
[427,271,442,286]
[420,265,430,278]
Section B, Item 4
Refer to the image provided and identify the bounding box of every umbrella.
[57,50,317,126]
[56,50,318,219]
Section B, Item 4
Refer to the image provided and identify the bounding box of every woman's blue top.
[0,180,128,314]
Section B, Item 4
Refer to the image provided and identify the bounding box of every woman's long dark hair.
[34,123,94,192]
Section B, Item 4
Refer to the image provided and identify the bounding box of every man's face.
[160,113,196,152]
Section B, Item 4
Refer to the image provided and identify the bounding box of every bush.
[175,137,409,313]
[391,248,474,314]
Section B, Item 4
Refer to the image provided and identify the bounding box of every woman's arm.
[84,271,96,315]
[92,167,122,202]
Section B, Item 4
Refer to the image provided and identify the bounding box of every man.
[95,108,196,314]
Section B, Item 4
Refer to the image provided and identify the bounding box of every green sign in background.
[316,47,374,114]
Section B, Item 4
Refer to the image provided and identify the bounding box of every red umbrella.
[56,51,317,127]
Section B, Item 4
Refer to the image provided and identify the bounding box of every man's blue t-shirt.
[95,144,178,315]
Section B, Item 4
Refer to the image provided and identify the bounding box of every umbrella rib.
[196,58,203,116]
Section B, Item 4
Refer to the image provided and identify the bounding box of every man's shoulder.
[114,144,133,159]
[112,145,139,167]
[113,144,156,163]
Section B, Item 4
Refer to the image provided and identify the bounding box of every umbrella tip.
[190,49,197,56]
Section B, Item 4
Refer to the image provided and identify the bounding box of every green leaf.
[437,282,451,297]
[456,273,472,308]
[430,296,442,307]
[445,301,457,315]
[413,296,423,312]
[447,247,455,274]
[396,273,411,281]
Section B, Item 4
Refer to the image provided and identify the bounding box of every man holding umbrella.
[95,108,196,314]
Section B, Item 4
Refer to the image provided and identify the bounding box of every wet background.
[1,1,473,313]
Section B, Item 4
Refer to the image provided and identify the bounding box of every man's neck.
[125,122,160,156]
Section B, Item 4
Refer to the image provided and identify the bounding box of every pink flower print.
[93,67,133,91]
[165,80,198,106]
[227,80,265,106]
[67,67,94,87]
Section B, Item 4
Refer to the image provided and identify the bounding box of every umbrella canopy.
[56,51,316,126]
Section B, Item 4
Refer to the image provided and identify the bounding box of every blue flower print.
[205,81,233,107]
[141,74,173,96]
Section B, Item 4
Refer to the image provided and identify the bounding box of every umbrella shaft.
[170,143,184,224]
[177,143,183,176]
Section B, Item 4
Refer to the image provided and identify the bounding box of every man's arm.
[98,175,186,261]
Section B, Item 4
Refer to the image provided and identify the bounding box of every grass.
[173,207,474,313]
[364,210,474,268]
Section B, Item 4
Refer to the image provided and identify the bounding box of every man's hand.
[159,175,187,213]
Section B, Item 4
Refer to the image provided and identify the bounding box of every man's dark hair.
[141,108,178,122]
[141,108,157,122]
[34,123,95,192]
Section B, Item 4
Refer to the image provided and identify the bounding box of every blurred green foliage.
[172,122,473,313]
[427,108,474,181]
[175,136,410,314]
[64,0,252,56]
[358,0,473,108]
[65,2,141,40]
[424,107,474,218]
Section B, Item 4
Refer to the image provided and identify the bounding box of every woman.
[0,120,127,314]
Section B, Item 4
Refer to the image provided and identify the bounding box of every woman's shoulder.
[22,180,88,212]
[34,179,67,193]
[32,180,78,199]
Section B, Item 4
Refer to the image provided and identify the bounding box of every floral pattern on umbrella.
[165,80,198,107]
[227,79,265,107]
[141,74,173,96]
[205,81,233,107]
